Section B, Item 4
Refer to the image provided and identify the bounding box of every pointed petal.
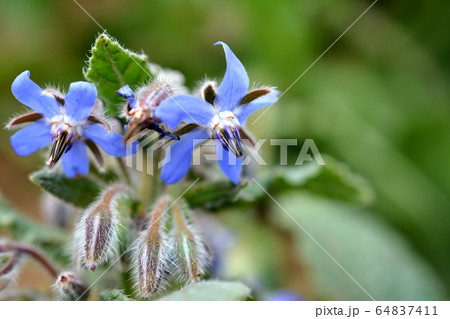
[117,85,137,108]
[10,120,51,156]
[61,140,89,177]
[82,123,135,157]
[64,82,97,122]
[235,89,280,125]
[216,142,243,184]
[11,71,61,118]
[155,95,215,129]
[82,124,135,157]
[161,128,209,184]
[214,42,249,111]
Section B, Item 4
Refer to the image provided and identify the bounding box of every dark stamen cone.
[169,200,210,283]
[132,196,171,298]
[218,127,244,158]
[47,131,72,168]
[75,184,129,271]
[53,272,89,301]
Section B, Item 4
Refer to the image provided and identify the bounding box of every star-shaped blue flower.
[8,71,132,177]
[154,42,279,184]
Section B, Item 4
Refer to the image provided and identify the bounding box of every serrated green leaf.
[272,192,447,300]
[159,280,251,301]
[29,169,101,208]
[84,34,153,116]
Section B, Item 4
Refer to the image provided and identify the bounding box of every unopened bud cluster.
[131,197,210,298]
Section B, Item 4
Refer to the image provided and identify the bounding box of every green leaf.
[159,280,251,301]
[272,192,447,300]
[100,290,134,301]
[183,180,248,210]
[84,33,153,116]
[29,169,101,208]
[242,156,375,206]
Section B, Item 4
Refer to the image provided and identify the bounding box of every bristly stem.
[0,242,59,278]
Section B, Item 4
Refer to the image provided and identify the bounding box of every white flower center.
[209,111,244,157]
[209,111,240,131]
[49,115,81,139]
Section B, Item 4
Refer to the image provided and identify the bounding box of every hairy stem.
[0,243,59,278]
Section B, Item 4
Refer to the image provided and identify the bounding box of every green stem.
[116,158,132,186]
[138,151,153,214]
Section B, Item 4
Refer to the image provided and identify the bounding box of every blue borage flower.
[154,42,279,184]
[8,71,133,177]
[117,81,178,142]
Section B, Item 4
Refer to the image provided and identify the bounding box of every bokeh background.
[1,0,449,300]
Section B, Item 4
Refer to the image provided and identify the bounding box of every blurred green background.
[1,0,449,300]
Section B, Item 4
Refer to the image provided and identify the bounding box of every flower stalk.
[0,242,59,279]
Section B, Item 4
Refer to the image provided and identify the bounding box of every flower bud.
[53,271,89,301]
[132,196,171,298]
[118,80,179,142]
[75,184,130,271]
[169,200,210,283]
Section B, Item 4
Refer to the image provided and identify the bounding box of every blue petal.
[61,140,89,177]
[11,71,61,119]
[214,42,249,112]
[82,123,135,157]
[161,128,209,184]
[235,89,280,125]
[155,95,215,129]
[64,81,97,122]
[216,142,243,184]
[117,85,137,108]
[10,120,51,156]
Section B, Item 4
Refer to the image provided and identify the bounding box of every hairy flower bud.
[132,196,171,298]
[53,271,89,301]
[169,200,210,283]
[75,184,130,271]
